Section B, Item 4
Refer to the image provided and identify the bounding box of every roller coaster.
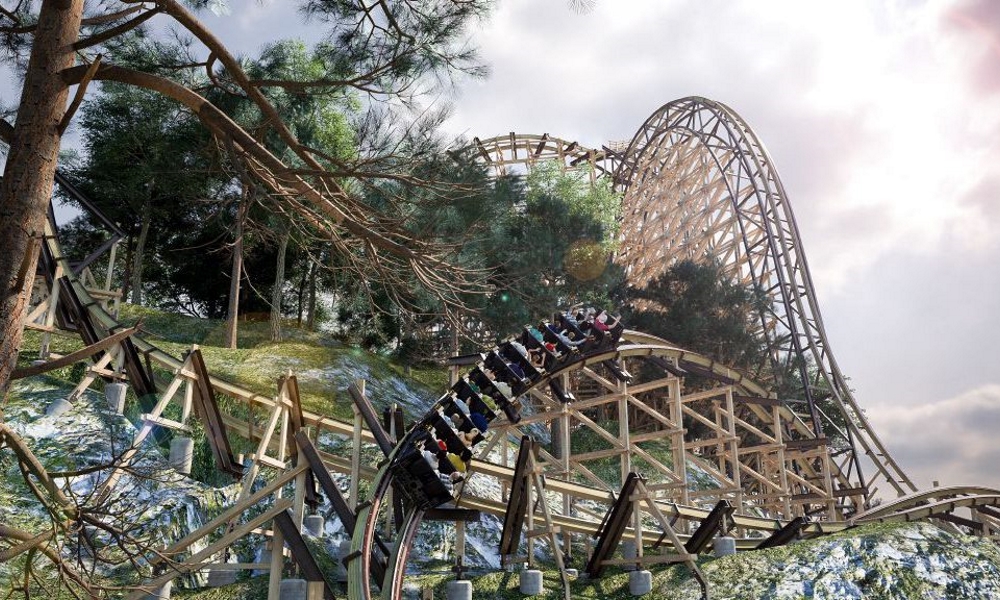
[15,97,1000,598]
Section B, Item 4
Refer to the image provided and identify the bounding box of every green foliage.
[172,577,269,600]
[466,162,626,346]
[622,259,768,374]
[117,303,446,420]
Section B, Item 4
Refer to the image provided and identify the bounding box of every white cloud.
[867,384,1000,490]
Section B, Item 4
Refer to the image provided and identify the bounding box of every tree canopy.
[621,259,769,376]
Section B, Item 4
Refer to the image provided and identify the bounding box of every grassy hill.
[15,303,449,421]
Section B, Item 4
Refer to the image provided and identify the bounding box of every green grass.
[407,562,703,600]
[15,303,449,422]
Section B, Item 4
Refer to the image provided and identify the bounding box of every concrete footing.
[46,398,73,417]
[169,437,194,475]
[144,581,171,600]
[629,570,653,596]
[714,536,737,557]
[519,569,543,595]
[445,580,472,600]
[105,382,127,414]
[304,514,324,537]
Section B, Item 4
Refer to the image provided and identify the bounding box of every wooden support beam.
[784,437,829,450]
[272,510,337,598]
[931,512,984,533]
[684,500,734,554]
[525,526,560,538]
[293,431,390,582]
[188,349,242,479]
[733,394,782,407]
[601,554,697,566]
[756,516,809,550]
[585,473,641,578]
[11,322,139,379]
[499,437,533,559]
[424,508,481,522]
[347,381,394,456]
[129,499,294,599]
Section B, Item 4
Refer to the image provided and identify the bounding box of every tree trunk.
[223,189,248,349]
[296,257,308,326]
[129,197,152,305]
[0,0,85,398]
[119,234,135,302]
[270,228,289,342]
[306,259,318,331]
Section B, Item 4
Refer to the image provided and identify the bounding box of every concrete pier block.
[629,570,653,596]
[445,580,472,600]
[169,437,194,475]
[46,398,73,417]
[304,514,324,538]
[280,578,307,600]
[714,536,737,557]
[144,581,171,600]
[519,569,543,595]
[105,382,127,414]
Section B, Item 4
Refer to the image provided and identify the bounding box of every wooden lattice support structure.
[466,99,921,510]
[123,463,334,600]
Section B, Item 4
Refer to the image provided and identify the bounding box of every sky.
[6,0,999,494]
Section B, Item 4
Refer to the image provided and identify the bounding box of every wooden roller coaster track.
[470,97,917,508]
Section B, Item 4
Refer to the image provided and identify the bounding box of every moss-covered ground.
[13,304,448,419]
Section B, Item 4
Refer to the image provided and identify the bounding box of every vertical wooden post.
[714,400,726,478]
[286,381,306,530]
[350,379,365,509]
[268,396,291,600]
[455,520,466,570]
[38,254,63,359]
[725,388,743,515]
[560,400,571,559]
[385,403,397,539]
[104,240,118,294]
[501,430,510,503]
[181,378,194,424]
[618,386,631,485]
[526,463,534,567]
[669,377,689,510]
[267,523,285,600]
[821,448,836,520]
[772,404,792,517]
